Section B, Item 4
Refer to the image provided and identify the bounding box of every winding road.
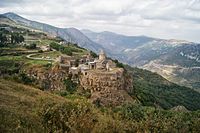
[26,53,55,61]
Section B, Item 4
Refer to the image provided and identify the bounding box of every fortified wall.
[80,68,133,106]
[80,69,124,92]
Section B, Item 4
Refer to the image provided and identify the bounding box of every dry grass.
[0,79,67,132]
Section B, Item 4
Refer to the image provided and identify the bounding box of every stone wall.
[80,69,123,91]
[79,69,133,106]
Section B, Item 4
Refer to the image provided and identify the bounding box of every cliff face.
[25,64,134,106]
[80,69,134,106]
[26,65,68,90]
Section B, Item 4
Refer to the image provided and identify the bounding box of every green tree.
[64,79,77,93]
[0,33,8,46]
[11,33,24,44]
[90,51,98,58]
[26,43,37,49]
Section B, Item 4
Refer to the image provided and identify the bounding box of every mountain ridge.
[2,12,200,91]
[81,29,200,91]
[2,12,104,53]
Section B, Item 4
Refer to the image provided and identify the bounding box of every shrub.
[63,79,77,93]
[90,51,98,58]
[19,73,34,84]
[26,43,37,49]
[39,101,97,132]
[113,59,124,68]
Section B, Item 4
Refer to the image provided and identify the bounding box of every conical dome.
[99,49,106,61]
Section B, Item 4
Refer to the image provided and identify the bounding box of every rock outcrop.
[80,69,133,106]
[25,64,68,90]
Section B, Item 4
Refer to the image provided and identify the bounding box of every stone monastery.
[58,50,133,106]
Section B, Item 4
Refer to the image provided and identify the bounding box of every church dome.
[99,50,106,61]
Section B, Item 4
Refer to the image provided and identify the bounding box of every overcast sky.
[0,0,200,42]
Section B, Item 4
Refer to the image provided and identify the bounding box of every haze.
[0,0,200,42]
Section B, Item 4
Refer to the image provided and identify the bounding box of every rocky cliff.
[80,69,134,106]
[25,64,68,90]
[25,64,134,106]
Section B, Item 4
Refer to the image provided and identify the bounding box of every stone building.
[99,49,106,61]
[87,50,116,71]
[53,50,133,106]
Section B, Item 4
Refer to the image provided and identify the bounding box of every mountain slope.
[127,66,200,110]
[82,29,200,91]
[82,29,193,65]
[2,12,103,53]
[82,29,155,53]
[1,15,200,132]
[0,79,66,132]
[142,43,200,90]
[1,78,200,132]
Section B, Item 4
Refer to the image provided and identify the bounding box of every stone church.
[88,50,116,71]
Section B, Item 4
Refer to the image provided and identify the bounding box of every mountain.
[81,29,155,53]
[0,14,16,26]
[127,66,200,110]
[1,16,200,110]
[81,29,193,65]
[2,12,200,91]
[82,30,200,91]
[1,13,200,132]
[2,12,103,53]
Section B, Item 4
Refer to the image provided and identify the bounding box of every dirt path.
[26,53,55,61]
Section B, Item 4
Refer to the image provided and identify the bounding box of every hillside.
[4,12,200,91]
[0,79,67,132]
[1,14,200,110]
[142,44,200,91]
[1,79,200,132]
[127,66,200,110]
[1,13,200,132]
[82,29,200,91]
[2,12,104,53]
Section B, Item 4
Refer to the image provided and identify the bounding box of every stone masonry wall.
[79,69,133,106]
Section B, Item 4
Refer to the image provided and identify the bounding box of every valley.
[82,30,200,92]
[3,12,199,91]
[1,12,200,132]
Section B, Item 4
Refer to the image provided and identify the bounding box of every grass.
[1,79,200,133]
[0,79,67,132]
[37,39,56,46]
[31,51,61,59]
[0,55,51,70]
[0,55,24,61]
[25,59,51,66]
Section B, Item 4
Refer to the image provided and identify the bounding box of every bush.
[63,79,77,93]
[90,51,98,58]
[38,50,43,53]
[50,42,81,56]
[113,59,124,68]
[26,43,37,49]
[119,104,145,121]
[39,101,97,132]
[19,73,34,84]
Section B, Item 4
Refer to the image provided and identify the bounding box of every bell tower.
[99,49,106,61]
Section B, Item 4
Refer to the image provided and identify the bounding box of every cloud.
[0,0,200,42]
